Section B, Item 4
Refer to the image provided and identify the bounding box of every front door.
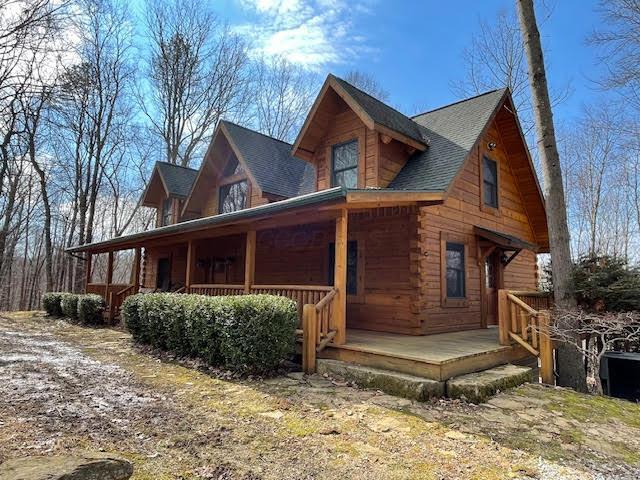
[485,251,500,325]
[157,257,171,291]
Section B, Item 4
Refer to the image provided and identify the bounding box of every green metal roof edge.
[67,187,348,253]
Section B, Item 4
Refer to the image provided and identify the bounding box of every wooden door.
[485,252,500,325]
[156,257,171,291]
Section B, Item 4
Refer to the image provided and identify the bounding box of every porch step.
[446,364,534,404]
[316,359,533,403]
[316,359,445,401]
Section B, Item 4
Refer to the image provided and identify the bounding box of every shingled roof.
[220,121,316,198]
[155,162,199,198]
[330,75,430,146]
[390,88,507,192]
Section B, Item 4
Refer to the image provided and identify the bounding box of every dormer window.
[161,198,172,226]
[331,140,358,188]
[219,180,248,214]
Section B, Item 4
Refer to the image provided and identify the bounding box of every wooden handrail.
[252,284,333,292]
[315,288,336,312]
[116,284,135,296]
[506,293,537,314]
[300,287,339,374]
[498,289,555,385]
[190,283,244,289]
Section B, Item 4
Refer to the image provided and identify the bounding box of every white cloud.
[235,0,376,69]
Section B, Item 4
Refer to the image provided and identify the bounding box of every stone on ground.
[446,364,534,403]
[316,359,444,401]
[0,454,133,480]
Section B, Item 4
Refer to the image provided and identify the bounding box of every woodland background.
[1,0,639,310]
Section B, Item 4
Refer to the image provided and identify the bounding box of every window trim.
[331,139,359,188]
[440,232,469,308]
[218,179,248,214]
[480,154,500,214]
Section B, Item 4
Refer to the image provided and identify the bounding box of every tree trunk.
[516,0,587,392]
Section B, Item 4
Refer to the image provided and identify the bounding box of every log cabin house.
[68,74,554,383]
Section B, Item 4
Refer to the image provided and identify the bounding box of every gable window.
[161,198,172,226]
[328,240,358,295]
[223,157,244,177]
[483,156,498,208]
[331,140,358,188]
[219,180,248,214]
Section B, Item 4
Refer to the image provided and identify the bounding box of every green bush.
[122,294,145,341]
[121,292,297,373]
[60,293,79,320]
[218,295,297,373]
[572,255,640,312]
[77,294,106,325]
[42,292,64,316]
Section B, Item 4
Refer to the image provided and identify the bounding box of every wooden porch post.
[105,251,113,298]
[333,209,348,344]
[244,230,256,293]
[133,247,141,292]
[185,241,194,292]
[538,311,555,384]
[497,289,510,345]
[105,250,114,322]
[302,304,317,373]
[84,253,92,294]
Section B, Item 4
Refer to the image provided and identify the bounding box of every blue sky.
[218,0,606,125]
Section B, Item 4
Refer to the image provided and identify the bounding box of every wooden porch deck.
[319,327,534,381]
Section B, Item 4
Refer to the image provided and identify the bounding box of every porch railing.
[189,284,245,296]
[301,288,338,374]
[498,289,554,384]
[187,282,338,373]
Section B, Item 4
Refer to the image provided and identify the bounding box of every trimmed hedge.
[42,292,64,316]
[78,294,106,325]
[122,293,297,373]
[42,292,106,325]
[60,293,79,321]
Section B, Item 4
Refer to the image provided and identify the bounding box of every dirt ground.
[1,312,639,480]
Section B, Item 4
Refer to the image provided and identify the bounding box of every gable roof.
[155,162,199,198]
[140,161,199,207]
[390,88,507,191]
[330,75,430,146]
[220,121,316,198]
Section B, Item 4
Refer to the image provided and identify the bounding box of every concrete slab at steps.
[316,359,445,401]
[446,364,534,404]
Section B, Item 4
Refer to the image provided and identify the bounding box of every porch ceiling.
[67,187,443,254]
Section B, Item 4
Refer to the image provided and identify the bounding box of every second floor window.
[161,198,172,226]
[483,156,498,208]
[219,180,248,214]
[331,140,358,188]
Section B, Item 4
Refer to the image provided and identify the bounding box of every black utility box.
[599,351,640,402]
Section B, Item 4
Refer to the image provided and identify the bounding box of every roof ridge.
[411,88,506,119]
[330,73,417,124]
[220,119,294,148]
[156,161,199,173]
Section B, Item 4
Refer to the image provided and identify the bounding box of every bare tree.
[547,309,640,394]
[51,0,135,291]
[141,0,251,167]
[253,56,319,142]
[591,0,640,111]
[564,105,622,257]
[344,70,389,102]
[453,8,570,140]
[516,0,587,391]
